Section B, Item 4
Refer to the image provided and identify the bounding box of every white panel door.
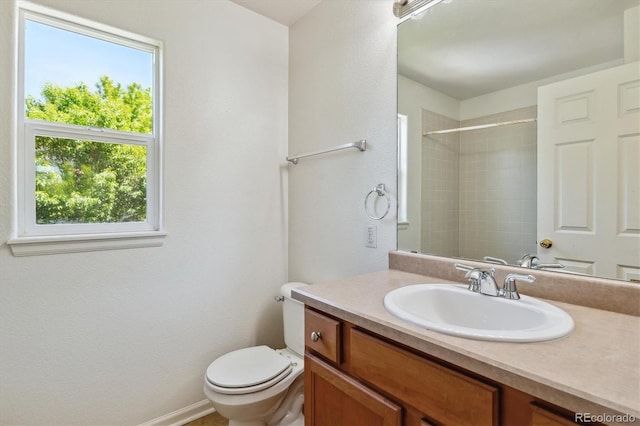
[537,61,640,280]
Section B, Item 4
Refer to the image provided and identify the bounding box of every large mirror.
[397,0,640,282]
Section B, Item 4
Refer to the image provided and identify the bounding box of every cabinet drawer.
[350,329,498,426]
[530,403,580,426]
[305,309,341,363]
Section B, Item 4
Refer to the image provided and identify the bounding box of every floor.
[184,411,229,426]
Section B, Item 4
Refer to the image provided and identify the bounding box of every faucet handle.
[536,263,565,270]
[502,273,535,300]
[454,263,475,272]
[484,256,508,265]
[454,263,494,275]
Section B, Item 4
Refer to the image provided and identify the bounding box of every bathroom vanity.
[292,252,640,426]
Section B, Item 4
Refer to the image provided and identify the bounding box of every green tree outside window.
[26,76,152,224]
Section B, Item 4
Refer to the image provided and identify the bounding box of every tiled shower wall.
[421,111,460,257]
[459,106,538,263]
[422,106,537,263]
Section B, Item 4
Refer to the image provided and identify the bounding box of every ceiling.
[398,0,640,99]
[230,0,321,26]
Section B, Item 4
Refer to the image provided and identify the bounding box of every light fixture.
[393,0,446,22]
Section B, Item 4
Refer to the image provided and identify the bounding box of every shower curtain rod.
[422,118,536,136]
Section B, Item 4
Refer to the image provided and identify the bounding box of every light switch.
[366,225,377,248]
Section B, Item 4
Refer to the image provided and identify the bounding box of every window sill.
[7,231,167,256]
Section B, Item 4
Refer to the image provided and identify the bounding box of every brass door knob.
[539,239,553,249]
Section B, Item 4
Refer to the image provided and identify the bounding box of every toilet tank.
[280,282,307,356]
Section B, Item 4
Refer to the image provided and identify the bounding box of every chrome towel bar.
[286,140,366,165]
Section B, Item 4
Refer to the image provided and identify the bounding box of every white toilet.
[203,282,307,426]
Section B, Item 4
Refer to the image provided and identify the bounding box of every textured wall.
[288,0,398,283]
[0,1,288,424]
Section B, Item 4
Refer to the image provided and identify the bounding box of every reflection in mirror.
[397,0,640,282]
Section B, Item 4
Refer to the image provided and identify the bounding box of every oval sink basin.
[383,284,574,342]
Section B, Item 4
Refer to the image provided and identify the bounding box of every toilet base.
[282,413,304,426]
[268,375,304,426]
[227,414,304,426]
[229,413,304,426]
[217,376,304,426]
[228,420,267,426]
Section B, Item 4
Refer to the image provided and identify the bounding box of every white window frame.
[8,1,165,256]
[397,114,409,226]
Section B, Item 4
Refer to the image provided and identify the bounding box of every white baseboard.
[138,399,216,426]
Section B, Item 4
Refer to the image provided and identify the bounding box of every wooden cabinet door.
[305,354,402,426]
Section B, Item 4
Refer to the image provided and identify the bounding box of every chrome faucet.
[518,254,539,268]
[517,254,565,270]
[455,264,535,299]
[454,264,499,296]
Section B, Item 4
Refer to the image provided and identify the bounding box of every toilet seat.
[206,345,293,395]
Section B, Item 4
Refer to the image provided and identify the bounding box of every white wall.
[624,6,639,62]
[459,60,622,120]
[0,1,289,424]
[288,0,398,283]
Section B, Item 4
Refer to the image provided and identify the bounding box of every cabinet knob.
[310,331,322,342]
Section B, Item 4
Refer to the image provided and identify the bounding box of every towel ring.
[365,184,391,220]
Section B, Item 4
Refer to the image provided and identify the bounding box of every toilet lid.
[206,346,292,392]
